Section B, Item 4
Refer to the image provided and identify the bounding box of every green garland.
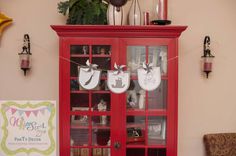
[58,0,109,25]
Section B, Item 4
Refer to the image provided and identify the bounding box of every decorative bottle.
[128,0,142,25]
[107,4,126,25]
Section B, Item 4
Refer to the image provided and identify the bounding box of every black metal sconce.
[202,36,215,78]
[19,34,31,76]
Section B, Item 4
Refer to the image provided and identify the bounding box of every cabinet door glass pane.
[148,116,166,145]
[126,80,145,110]
[92,128,110,146]
[71,45,89,55]
[148,80,167,110]
[71,93,89,108]
[127,46,168,76]
[92,58,111,77]
[92,45,111,55]
[71,128,89,146]
[127,148,145,156]
[71,57,89,77]
[127,46,146,76]
[71,148,90,156]
[148,148,166,156]
[148,46,167,75]
[92,148,111,156]
[126,116,145,145]
[92,93,110,111]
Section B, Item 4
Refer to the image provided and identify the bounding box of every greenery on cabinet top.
[58,0,109,25]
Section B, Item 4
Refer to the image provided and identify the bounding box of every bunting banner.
[76,61,162,92]
[137,63,161,91]
[78,60,101,90]
[107,63,130,94]
[0,101,56,156]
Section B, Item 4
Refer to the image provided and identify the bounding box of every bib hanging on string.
[107,63,130,94]
[78,60,101,90]
[137,63,161,91]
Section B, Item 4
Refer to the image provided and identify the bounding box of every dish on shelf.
[151,20,171,25]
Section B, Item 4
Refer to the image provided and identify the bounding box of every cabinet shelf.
[70,111,111,116]
[71,90,89,94]
[70,125,89,129]
[71,76,107,80]
[126,123,145,128]
[92,54,111,58]
[70,90,110,94]
[126,109,167,116]
[130,75,168,80]
[71,54,89,58]
[126,145,166,149]
[92,125,110,130]
[71,145,111,148]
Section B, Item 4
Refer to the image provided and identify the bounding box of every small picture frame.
[71,107,89,125]
[126,127,145,143]
[148,120,166,140]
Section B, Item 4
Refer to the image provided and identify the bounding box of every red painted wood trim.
[51,25,187,38]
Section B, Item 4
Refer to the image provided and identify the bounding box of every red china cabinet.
[52,25,186,156]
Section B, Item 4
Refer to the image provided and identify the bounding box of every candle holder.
[19,34,31,76]
[151,0,171,25]
[202,36,214,78]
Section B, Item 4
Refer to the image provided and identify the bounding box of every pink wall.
[1,0,236,156]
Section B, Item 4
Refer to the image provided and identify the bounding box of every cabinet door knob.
[114,141,121,149]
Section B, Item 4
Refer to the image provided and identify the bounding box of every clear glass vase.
[128,0,142,25]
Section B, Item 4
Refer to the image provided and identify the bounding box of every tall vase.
[128,0,141,25]
[107,4,126,25]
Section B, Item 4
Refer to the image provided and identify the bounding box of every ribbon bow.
[82,60,98,74]
[114,63,125,75]
[142,62,153,73]
[81,60,99,85]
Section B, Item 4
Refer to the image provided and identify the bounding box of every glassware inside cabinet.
[126,80,146,110]
[127,46,145,76]
[148,46,167,75]
[92,93,111,111]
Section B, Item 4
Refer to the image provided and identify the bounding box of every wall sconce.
[19,34,31,76]
[202,36,215,78]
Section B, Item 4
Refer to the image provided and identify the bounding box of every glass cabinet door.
[70,43,112,156]
[126,45,168,156]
